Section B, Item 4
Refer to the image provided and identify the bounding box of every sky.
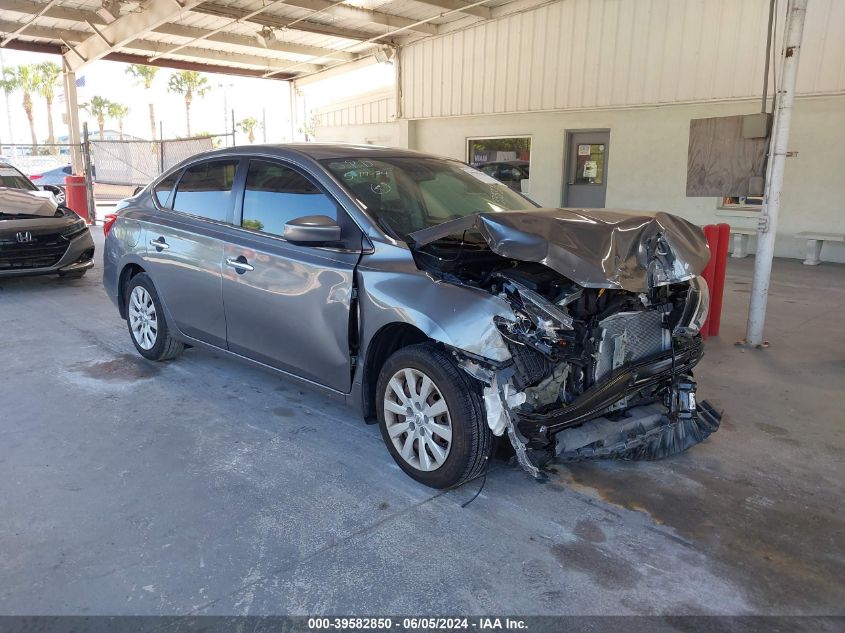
[0,49,295,146]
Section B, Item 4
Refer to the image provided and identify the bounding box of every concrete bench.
[730,227,757,259]
[796,232,845,265]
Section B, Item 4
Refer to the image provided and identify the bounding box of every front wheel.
[376,343,493,489]
[125,272,184,361]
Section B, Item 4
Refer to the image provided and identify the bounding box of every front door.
[221,158,361,393]
[564,131,610,208]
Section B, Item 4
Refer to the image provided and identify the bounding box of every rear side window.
[172,160,238,222]
[241,160,337,237]
[154,172,179,208]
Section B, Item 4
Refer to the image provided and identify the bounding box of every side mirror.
[284,215,341,243]
[133,185,144,196]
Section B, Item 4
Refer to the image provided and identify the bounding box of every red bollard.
[708,223,731,337]
[64,175,90,223]
[700,224,720,339]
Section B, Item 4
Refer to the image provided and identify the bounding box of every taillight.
[30,174,43,180]
[103,213,117,238]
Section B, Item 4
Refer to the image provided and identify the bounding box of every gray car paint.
[102,144,706,416]
[409,209,710,292]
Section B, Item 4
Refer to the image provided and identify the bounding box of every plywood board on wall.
[686,115,768,197]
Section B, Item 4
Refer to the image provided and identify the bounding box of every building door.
[563,130,609,208]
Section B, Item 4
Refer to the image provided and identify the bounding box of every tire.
[125,272,184,361]
[376,342,493,489]
[55,187,66,205]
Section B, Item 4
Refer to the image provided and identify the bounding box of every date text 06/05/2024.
[307,617,529,630]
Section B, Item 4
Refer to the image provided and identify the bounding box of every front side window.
[172,160,238,222]
[322,157,533,239]
[0,165,38,190]
[241,160,337,237]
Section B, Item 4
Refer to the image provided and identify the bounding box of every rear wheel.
[125,273,183,361]
[376,343,492,489]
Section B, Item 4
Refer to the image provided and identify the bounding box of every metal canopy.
[0,0,518,79]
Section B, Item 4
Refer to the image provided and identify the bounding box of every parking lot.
[1,228,842,616]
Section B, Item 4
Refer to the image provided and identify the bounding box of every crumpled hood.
[0,187,59,218]
[408,208,710,292]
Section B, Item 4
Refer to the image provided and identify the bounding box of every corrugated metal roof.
[0,0,523,78]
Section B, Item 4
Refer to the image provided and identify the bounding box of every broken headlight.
[677,276,709,335]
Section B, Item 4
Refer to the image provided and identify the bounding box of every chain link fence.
[89,133,234,187]
[0,143,76,178]
[3,132,235,208]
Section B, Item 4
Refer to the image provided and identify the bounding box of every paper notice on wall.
[578,144,591,156]
[583,161,598,178]
[459,165,501,185]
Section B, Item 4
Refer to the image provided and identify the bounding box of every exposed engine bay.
[410,222,720,479]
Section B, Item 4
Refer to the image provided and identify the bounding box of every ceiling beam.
[192,3,379,43]
[0,0,59,47]
[280,0,437,35]
[63,0,207,71]
[0,20,322,74]
[409,0,491,20]
[1,38,293,79]
[121,41,324,74]
[153,23,354,62]
[0,0,355,61]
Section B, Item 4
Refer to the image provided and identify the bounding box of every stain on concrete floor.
[72,354,161,381]
[554,460,845,611]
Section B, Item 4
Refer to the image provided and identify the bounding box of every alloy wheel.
[383,368,452,472]
[128,286,158,350]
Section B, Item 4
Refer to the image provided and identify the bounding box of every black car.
[0,162,94,278]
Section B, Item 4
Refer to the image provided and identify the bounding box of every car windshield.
[0,166,37,191]
[322,156,535,239]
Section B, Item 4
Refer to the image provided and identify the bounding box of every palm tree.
[81,96,111,140]
[36,61,62,153]
[3,64,40,146]
[167,71,210,137]
[236,117,260,143]
[126,64,159,141]
[108,102,130,140]
[0,75,14,146]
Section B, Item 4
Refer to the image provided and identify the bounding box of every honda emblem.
[15,231,34,243]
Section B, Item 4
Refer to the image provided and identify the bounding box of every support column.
[746,0,808,346]
[62,57,83,174]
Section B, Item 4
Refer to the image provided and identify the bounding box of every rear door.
[143,158,239,348]
[221,158,361,392]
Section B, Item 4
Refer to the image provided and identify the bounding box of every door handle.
[226,256,254,273]
[150,237,169,250]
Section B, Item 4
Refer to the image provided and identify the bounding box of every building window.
[466,137,531,192]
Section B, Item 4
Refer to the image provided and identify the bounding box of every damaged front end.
[410,209,722,479]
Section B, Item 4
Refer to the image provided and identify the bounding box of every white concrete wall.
[314,119,410,147]
[340,95,842,262]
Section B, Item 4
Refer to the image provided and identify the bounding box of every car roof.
[174,143,436,164]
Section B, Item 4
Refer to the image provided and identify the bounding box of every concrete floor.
[1,228,843,616]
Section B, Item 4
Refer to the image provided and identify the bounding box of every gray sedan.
[103,144,717,488]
